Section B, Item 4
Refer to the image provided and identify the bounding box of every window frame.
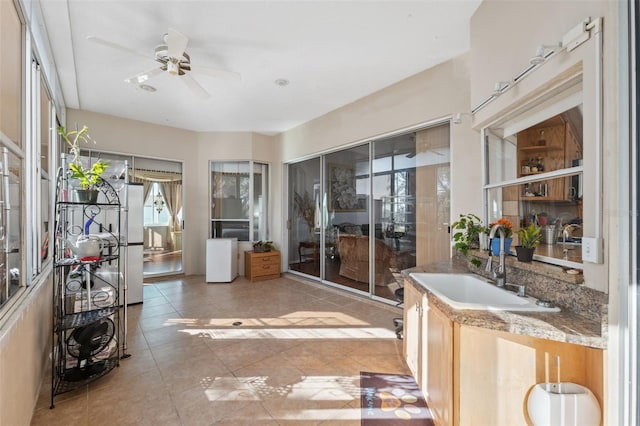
[481,78,586,268]
[209,160,270,242]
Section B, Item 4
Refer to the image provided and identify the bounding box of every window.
[38,71,52,269]
[0,0,24,310]
[144,182,170,225]
[483,80,584,267]
[210,161,269,241]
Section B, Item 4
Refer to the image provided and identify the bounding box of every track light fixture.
[452,112,471,125]
[471,17,599,116]
[492,81,510,97]
[529,44,560,65]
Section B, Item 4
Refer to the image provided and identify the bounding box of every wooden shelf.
[521,196,577,203]
[520,172,543,177]
[519,145,563,152]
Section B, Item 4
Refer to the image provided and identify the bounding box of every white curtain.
[131,169,182,251]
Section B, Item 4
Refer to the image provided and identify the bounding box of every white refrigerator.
[124,183,144,304]
[206,238,238,282]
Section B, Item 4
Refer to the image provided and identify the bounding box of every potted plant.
[253,240,275,253]
[58,125,110,202]
[515,224,542,262]
[489,217,514,256]
[451,213,488,267]
[293,190,317,238]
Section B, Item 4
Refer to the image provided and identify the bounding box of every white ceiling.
[39,1,481,134]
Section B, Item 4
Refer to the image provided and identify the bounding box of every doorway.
[132,158,183,277]
[81,150,184,277]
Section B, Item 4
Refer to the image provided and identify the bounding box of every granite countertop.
[403,259,606,349]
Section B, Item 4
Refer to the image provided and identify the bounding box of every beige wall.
[0,277,52,425]
[469,1,620,423]
[67,110,282,275]
[276,54,482,240]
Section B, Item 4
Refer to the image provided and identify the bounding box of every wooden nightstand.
[245,250,281,282]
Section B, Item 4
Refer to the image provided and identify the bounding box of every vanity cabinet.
[404,278,603,426]
[403,278,453,425]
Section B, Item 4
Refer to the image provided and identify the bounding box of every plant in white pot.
[58,125,110,202]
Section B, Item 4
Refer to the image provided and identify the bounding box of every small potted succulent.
[451,213,488,267]
[58,125,110,203]
[515,224,542,262]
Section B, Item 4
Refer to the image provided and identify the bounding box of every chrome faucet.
[485,224,507,287]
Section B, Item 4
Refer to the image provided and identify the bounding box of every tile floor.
[32,273,410,425]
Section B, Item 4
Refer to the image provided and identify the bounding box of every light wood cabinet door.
[456,325,603,426]
[426,301,454,426]
[403,279,424,382]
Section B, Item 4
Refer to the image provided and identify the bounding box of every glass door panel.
[324,145,370,292]
[288,158,321,278]
[372,133,417,300]
[372,124,451,301]
[414,124,451,267]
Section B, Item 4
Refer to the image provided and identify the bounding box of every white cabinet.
[206,238,238,282]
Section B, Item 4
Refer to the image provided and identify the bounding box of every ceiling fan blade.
[124,67,163,84]
[181,74,210,100]
[86,35,149,59]
[166,28,189,59]
[190,65,241,81]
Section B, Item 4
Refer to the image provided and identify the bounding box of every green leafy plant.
[253,240,275,252]
[58,125,110,190]
[451,213,488,267]
[516,224,542,249]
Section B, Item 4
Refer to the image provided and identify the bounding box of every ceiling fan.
[87,28,240,99]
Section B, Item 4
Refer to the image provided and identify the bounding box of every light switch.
[582,237,603,263]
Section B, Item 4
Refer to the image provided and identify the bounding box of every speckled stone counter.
[403,257,607,349]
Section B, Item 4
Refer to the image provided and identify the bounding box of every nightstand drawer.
[250,262,279,276]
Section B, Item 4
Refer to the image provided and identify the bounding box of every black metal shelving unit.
[50,160,125,408]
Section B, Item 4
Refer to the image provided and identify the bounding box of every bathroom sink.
[409,273,560,312]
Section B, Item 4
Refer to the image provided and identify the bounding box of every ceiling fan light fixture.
[167,60,179,76]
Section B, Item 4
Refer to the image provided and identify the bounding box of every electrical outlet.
[582,237,603,263]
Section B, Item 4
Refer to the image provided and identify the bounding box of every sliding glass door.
[286,122,450,302]
[324,145,370,293]
[288,158,321,278]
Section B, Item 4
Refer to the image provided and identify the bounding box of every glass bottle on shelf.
[536,157,544,172]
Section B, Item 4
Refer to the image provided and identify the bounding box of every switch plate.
[582,237,603,263]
